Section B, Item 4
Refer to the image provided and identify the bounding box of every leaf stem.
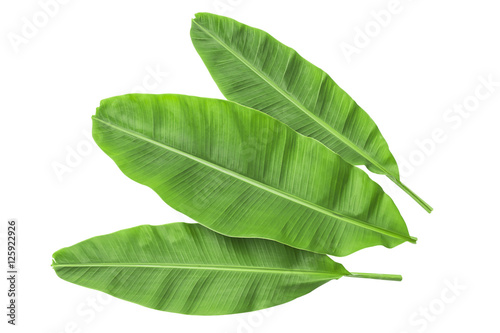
[390,177,433,213]
[347,272,403,282]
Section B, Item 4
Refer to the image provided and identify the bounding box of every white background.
[1,0,499,332]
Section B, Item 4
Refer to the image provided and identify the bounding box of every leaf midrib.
[192,19,394,178]
[52,262,339,278]
[93,116,415,244]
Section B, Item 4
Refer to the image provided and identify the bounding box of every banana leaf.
[52,223,402,315]
[190,12,432,213]
[92,94,415,256]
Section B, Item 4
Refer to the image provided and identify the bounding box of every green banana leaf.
[52,223,402,315]
[190,12,432,213]
[92,94,415,256]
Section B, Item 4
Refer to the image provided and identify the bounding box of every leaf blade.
[190,12,432,213]
[92,94,415,256]
[52,223,349,315]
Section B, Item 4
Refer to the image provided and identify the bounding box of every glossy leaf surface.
[190,12,432,212]
[92,94,415,256]
[52,223,401,315]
